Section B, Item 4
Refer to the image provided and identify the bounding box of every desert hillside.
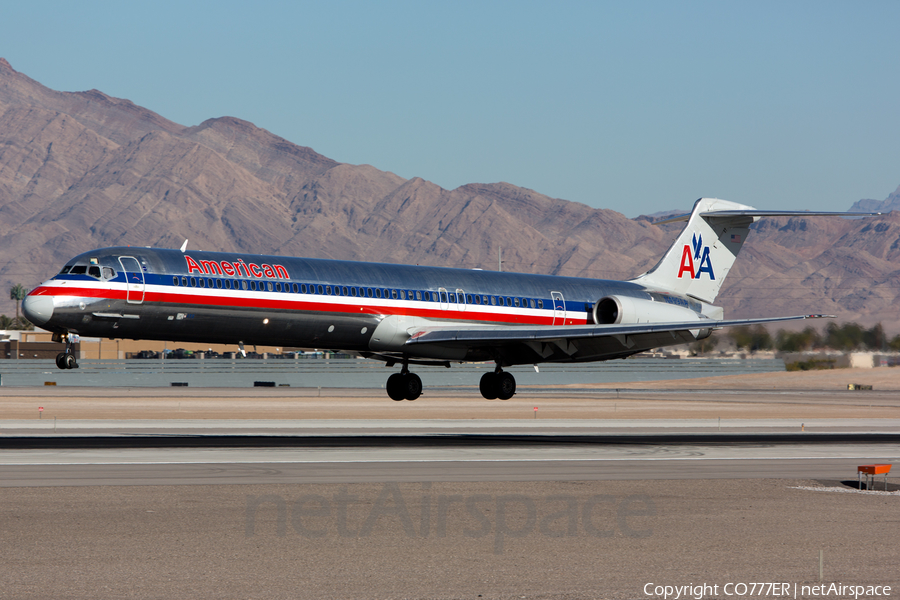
[1,58,897,329]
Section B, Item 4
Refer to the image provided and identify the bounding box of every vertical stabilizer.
[630,198,755,304]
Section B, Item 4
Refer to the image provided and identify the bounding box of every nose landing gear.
[54,334,78,370]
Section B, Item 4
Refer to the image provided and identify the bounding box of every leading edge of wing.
[405,314,832,346]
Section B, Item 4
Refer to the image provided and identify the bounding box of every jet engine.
[593,295,712,339]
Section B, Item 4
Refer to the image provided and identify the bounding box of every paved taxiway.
[2,450,899,487]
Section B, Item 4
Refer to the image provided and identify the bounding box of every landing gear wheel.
[55,352,67,370]
[63,353,77,370]
[386,373,406,401]
[403,373,422,401]
[496,372,516,400]
[479,372,499,399]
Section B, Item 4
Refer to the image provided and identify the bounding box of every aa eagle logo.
[677,233,715,280]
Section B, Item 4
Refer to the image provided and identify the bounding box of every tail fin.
[630,198,755,304]
[631,198,879,304]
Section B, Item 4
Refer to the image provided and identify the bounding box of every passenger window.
[300,284,307,293]
[530,299,536,308]
[325,285,332,295]
[267,282,274,292]
[342,286,348,296]
[242,281,249,290]
[392,290,398,300]
[173,277,179,286]
[538,299,543,309]
[182,277,188,286]
[292,283,299,293]
[350,287,357,297]
[317,285,324,294]
[274,282,281,292]
[215,279,222,289]
[415,291,421,301]
[375,289,382,298]
[491,296,497,305]
[366,288,373,297]
[514,298,520,307]
[190,277,197,287]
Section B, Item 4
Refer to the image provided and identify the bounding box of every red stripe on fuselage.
[30,284,585,326]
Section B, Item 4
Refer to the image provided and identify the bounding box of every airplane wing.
[404,314,830,363]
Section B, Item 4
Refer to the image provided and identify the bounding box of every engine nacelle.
[593,295,711,339]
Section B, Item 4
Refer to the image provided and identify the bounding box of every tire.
[404,373,422,401]
[63,353,77,370]
[386,373,406,401]
[479,372,498,400]
[56,353,67,370]
[496,372,516,400]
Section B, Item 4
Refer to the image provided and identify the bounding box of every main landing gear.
[382,361,516,401]
[479,367,516,400]
[54,334,78,370]
[386,361,423,401]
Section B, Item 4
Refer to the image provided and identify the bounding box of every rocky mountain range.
[1,58,898,331]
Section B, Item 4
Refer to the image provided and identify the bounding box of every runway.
[2,429,899,487]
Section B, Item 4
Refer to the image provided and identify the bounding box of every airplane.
[22,198,877,401]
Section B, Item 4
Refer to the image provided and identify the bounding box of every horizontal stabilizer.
[655,209,880,225]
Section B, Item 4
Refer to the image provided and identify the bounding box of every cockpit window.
[60,265,73,275]
[70,266,87,275]
[88,266,101,279]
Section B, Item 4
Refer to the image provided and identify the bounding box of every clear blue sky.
[4,1,898,217]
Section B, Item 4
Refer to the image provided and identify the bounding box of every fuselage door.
[438,287,449,310]
[456,288,466,312]
[119,256,145,304]
[551,291,566,325]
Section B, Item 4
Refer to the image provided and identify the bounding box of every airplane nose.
[22,294,54,327]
